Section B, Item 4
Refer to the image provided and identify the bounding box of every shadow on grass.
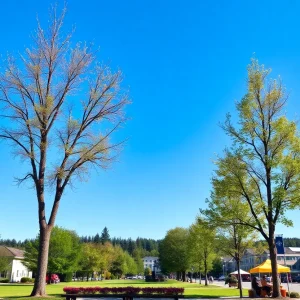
[4,295,61,300]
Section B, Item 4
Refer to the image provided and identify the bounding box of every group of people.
[251,275,273,297]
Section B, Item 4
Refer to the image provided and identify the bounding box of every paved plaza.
[213,279,300,293]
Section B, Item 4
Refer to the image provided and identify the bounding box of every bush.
[59,272,73,282]
[290,292,300,298]
[225,276,238,284]
[104,271,111,279]
[0,278,9,283]
[20,277,34,283]
[145,275,156,282]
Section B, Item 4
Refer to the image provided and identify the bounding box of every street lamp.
[223,264,225,278]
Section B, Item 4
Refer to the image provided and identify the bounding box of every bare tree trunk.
[236,258,243,298]
[182,271,186,282]
[30,227,51,296]
[269,239,280,298]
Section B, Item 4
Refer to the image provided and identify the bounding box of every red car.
[46,274,60,283]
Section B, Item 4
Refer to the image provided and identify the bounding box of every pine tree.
[100,227,110,244]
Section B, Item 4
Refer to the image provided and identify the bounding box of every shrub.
[59,272,73,282]
[20,277,34,283]
[290,292,300,298]
[104,271,111,279]
[0,278,9,283]
[225,276,238,284]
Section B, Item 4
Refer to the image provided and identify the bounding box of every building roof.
[142,256,158,260]
[0,246,24,258]
[288,247,300,253]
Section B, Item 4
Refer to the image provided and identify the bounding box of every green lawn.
[0,279,248,300]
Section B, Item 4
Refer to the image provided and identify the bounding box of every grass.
[0,279,248,300]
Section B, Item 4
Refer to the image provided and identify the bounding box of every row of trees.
[1,227,160,258]
[160,59,300,298]
[22,227,144,280]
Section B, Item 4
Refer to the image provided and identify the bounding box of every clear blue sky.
[1,0,300,241]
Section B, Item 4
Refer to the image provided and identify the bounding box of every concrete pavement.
[213,279,300,293]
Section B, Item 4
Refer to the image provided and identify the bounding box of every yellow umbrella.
[249,259,290,273]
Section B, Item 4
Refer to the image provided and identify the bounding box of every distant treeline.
[283,238,300,247]
[80,236,160,256]
[0,227,160,257]
[2,234,298,254]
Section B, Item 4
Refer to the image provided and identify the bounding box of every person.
[261,275,272,296]
[251,276,262,297]
[209,276,214,283]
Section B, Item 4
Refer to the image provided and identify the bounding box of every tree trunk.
[204,259,208,286]
[182,271,186,282]
[30,227,52,296]
[236,258,243,298]
[269,239,281,298]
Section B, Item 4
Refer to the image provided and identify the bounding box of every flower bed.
[63,286,184,296]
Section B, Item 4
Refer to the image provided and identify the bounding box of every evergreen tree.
[101,227,110,244]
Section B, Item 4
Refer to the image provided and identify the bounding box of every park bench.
[62,294,183,300]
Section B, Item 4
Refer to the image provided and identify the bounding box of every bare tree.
[0,7,129,296]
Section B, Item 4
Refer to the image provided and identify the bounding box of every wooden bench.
[63,294,182,300]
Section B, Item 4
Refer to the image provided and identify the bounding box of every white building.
[0,246,32,282]
[142,256,160,272]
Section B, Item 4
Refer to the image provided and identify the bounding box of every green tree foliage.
[281,238,300,247]
[79,243,103,280]
[216,59,300,297]
[24,227,82,275]
[0,257,12,278]
[187,219,216,286]
[110,246,126,278]
[144,267,152,276]
[201,193,257,296]
[159,227,189,281]
[110,237,160,256]
[210,257,223,278]
[100,227,110,244]
[132,248,145,274]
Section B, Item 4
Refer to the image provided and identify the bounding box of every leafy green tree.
[0,257,12,278]
[159,228,189,281]
[110,246,126,278]
[187,219,216,286]
[211,257,223,278]
[201,195,257,296]
[79,243,103,281]
[123,251,137,275]
[216,59,300,297]
[0,7,128,296]
[132,248,145,274]
[144,267,152,276]
[24,227,82,276]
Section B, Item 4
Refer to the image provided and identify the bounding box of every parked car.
[294,276,300,283]
[218,275,225,281]
[46,274,60,284]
